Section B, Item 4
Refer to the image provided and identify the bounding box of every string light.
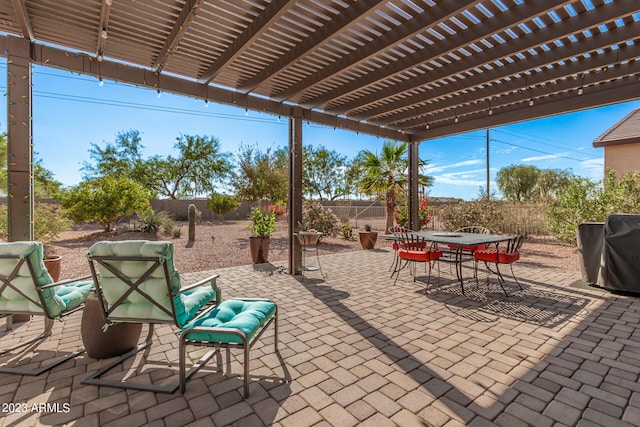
[157,89,161,99]
[98,77,104,87]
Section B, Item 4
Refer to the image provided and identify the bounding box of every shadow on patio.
[0,248,638,426]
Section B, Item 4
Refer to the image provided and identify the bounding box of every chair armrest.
[174,274,220,295]
[40,273,93,290]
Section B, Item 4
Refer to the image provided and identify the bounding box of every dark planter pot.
[249,235,270,264]
[44,255,62,282]
[358,231,378,250]
[81,292,143,359]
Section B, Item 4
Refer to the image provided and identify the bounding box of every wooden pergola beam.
[96,0,112,60]
[271,0,484,103]
[328,0,636,117]
[10,0,34,41]
[237,0,385,94]
[154,0,201,72]
[200,0,293,84]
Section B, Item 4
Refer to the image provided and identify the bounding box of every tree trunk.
[385,190,395,233]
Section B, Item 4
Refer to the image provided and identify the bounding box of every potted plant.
[35,203,73,282]
[248,208,276,264]
[358,224,378,250]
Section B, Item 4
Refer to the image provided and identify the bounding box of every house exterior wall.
[604,144,640,176]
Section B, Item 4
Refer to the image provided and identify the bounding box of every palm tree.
[358,141,432,232]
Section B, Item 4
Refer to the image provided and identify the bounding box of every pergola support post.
[6,36,34,242]
[408,142,419,232]
[288,108,303,274]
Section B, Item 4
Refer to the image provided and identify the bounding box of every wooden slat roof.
[1,0,639,143]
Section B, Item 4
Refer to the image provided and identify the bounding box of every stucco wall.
[604,145,640,176]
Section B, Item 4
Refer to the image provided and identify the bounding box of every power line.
[493,128,601,159]
[490,138,597,163]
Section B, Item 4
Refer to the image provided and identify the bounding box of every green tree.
[83,131,232,199]
[547,169,640,244]
[358,140,432,232]
[82,129,145,179]
[535,169,573,202]
[59,175,151,232]
[231,144,288,204]
[207,193,240,222]
[33,161,64,198]
[303,145,356,200]
[496,165,541,202]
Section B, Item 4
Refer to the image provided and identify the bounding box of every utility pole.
[486,128,490,198]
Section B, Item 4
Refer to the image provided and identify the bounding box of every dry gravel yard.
[51,220,580,280]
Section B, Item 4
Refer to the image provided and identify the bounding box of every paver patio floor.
[1,248,639,426]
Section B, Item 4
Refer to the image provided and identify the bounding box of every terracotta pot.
[358,231,378,250]
[81,292,143,359]
[297,231,322,246]
[43,255,62,282]
[249,235,270,264]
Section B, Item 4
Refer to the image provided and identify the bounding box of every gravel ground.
[50,220,580,280]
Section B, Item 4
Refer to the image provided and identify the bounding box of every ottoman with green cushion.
[179,298,278,397]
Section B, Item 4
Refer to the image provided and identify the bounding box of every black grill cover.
[599,214,640,292]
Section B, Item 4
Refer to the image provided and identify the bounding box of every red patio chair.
[392,231,443,293]
[473,235,524,295]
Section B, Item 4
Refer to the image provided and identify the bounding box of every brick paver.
[1,248,639,426]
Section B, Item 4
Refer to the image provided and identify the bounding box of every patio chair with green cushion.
[0,241,93,375]
[82,240,220,393]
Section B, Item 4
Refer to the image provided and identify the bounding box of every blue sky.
[2,60,639,200]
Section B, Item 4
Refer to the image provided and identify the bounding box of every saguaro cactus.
[188,204,196,242]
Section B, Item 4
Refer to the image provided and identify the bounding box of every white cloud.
[521,152,567,162]
[580,158,604,181]
[426,159,483,174]
[433,168,487,186]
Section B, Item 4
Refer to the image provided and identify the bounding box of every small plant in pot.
[248,208,276,264]
[358,224,378,250]
[35,203,73,282]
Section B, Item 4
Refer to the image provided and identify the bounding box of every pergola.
[1,0,638,273]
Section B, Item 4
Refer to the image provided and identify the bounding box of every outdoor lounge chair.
[0,241,93,375]
[82,240,220,393]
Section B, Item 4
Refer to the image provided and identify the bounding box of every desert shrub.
[138,210,174,234]
[341,222,354,240]
[59,175,151,232]
[393,198,433,230]
[172,227,182,239]
[439,196,505,233]
[207,193,240,221]
[301,200,340,237]
[547,169,640,244]
[0,202,73,242]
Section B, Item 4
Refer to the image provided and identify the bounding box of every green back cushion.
[0,242,91,317]
[182,299,276,344]
[88,240,214,326]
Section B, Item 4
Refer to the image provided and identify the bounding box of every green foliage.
[59,175,151,232]
[33,161,64,198]
[302,145,358,200]
[394,198,432,230]
[364,224,372,232]
[207,193,240,221]
[232,144,288,204]
[138,210,174,234]
[535,169,573,202]
[301,200,340,236]
[439,196,505,233]
[341,222,354,240]
[0,202,73,242]
[248,208,276,237]
[82,131,232,199]
[496,165,540,202]
[547,169,640,244]
[358,140,433,232]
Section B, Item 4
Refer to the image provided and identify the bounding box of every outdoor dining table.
[383,230,513,294]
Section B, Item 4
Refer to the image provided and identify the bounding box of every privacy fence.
[15,198,552,241]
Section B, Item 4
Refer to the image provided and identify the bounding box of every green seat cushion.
[182,299,276,344]
[87,240,215,326]
[0,242,90,317]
